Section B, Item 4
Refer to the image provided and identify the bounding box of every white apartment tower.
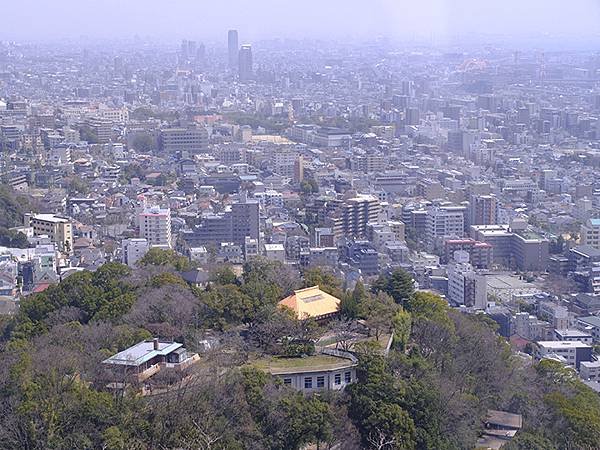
[139,207,172,248]
[447,251,487,309]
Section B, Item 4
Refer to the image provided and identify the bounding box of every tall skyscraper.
[228,30,238,69]
[238,44,253,81]
[180,39,189,60]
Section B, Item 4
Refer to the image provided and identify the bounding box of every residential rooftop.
[103,340,183,366]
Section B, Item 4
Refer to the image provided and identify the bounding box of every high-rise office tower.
[238,44,253,81]
[196,42,206,68]
[180,40,189,61]
[228,30,239,68]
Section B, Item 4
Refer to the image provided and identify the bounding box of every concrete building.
[314,227,335,247]
[24,213,73,254]
[328,195,380,237]
[238,44,253,82]
[576,316,600,341]
[443,238,493,269]
[538,301,570,331]
[580,361,600,381]
[425,205,466,245]
[471,223,549,271]
[536,341,592,369]
[416,179,444,200]
[265,351,357,392]
[231,195,260,246]
[469,194,497,226]
[554,329,593,344]
[343,240,379,276]
[158,126,209,154]
[227,29,238,68]
[139,207,172,248]
[447,251,487,309]
[122,238,150,267]
[301,247,339,269]
[581,218,600,250]
[312,127,352,147]
[264,243,285,262]
[182,195,259,248]
[514,312,553,341]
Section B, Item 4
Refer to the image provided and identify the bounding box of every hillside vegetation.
[0,255,598,449]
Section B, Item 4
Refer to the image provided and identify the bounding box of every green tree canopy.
[372,269,415,307]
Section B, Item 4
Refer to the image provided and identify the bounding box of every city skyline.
[2,1,600,448]
[2,0,600,47]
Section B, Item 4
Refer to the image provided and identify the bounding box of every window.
[316,376,325,388]
[304,377,312,389]
[283,378,292,386]
[344,371,352,383]
[334,374,341,385]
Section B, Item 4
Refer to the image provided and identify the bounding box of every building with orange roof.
[278,285,341,321]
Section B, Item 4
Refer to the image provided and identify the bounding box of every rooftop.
[577,316,600,328]
[571,245,600,258]
[515,229,546,242]
[103,339,182,366]
[486,409,523,429]
[278,285,341,320]
[30,213,70,224]
[251,354,355,375]
[486,274,534,290]
[555,329,592,338]
[537,340,591,349]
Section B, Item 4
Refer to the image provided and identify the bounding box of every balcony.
[137,363,160,382]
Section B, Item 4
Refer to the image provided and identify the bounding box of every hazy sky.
[3,0,600,44]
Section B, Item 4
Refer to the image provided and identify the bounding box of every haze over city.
[2,1,600,449]
[3,0,600,46]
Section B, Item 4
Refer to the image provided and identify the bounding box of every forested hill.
[0,253,599,449]
[0,184,36,248]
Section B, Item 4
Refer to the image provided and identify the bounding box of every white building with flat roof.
[536,341,592,369]
[139,207,172,248]
[580,360,600,381]
[122,238,150,267]
[24,213,73,254]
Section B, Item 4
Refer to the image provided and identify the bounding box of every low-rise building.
[258,351,358,393]
[536,340,593,369]
[580,361,600,381]
[278,285,341,321]
[576,316,600,340]
[102,338,199,391]
[554,329,593,344]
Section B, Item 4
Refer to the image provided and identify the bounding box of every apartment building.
[24,213,73,254]
[536,341,592,369]
[122,238,150,267]
[139,207,172,248]
[328,195,380,237]
[425,205,466,245]
[581,218,600,250]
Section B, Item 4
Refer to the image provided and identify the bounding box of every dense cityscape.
[1,2,600,449]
